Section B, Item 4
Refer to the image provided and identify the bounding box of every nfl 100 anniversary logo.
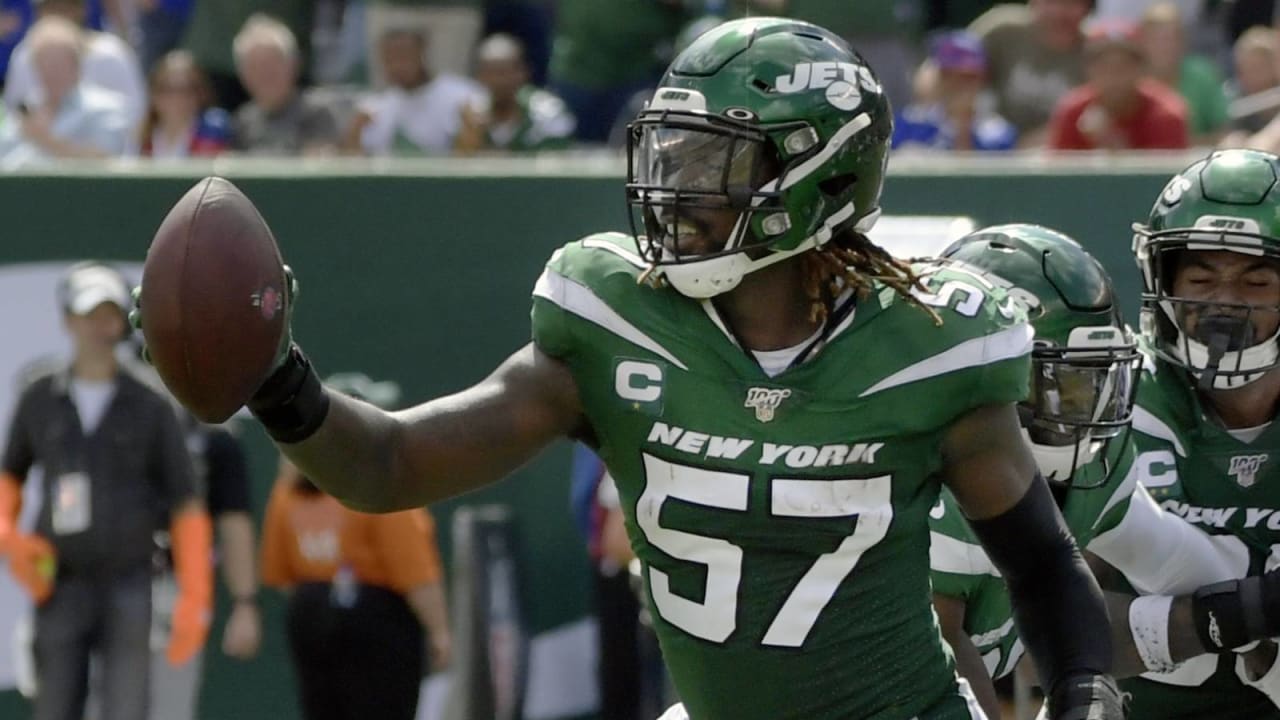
[744,387,791,423]
[1228,454,1269,488]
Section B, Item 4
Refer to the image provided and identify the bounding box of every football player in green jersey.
[1108,149,1280,718]
[138,18,1124,720]
[928,224,1257,718]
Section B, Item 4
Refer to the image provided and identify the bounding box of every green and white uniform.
[929,439,1138,680]
[532,233,1031,720]
[1119,149,1280,716]
[926,222,1253,706]
[1119,358,1279,719]
[481,86,575,152]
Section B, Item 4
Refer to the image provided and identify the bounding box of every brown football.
[141,176,287,423]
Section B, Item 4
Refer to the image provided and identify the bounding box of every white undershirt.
[70,379,115,435]
[1227,422,1272,444]
[751,324,826,378]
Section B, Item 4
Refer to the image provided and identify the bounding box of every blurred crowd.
[8,0,1280,168]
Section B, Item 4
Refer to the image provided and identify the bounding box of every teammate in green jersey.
[1109,149,1280,719]
[137,18,1123,720]
[928,224,1256,718]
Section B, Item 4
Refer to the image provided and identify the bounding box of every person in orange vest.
[259,373,450,720]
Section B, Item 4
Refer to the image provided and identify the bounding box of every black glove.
[1046,673,1127,720]
[1191,572,1280,651]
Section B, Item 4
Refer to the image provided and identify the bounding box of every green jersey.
[1120,357,1280,719]
[483,86,575,153]
[929,439,1137,680]
[531,233,1032,720]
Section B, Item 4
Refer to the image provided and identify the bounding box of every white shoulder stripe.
[581,236,647,268]
[533,268,689,370]
[1131,405,1187,457]
[861,322,1033,398]
[930,531,1000,577]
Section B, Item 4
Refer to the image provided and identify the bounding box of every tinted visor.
[1027,350,1139,442]
[1029,340,1141,438]
[634,125,766,195]
[626,114,785,265]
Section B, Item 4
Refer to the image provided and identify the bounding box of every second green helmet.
[941,224,1140,486]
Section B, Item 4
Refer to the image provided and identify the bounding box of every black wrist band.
[1191,577,1267,651]
[249,345,330,444]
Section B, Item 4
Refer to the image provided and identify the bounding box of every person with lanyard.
[0,261,211,720]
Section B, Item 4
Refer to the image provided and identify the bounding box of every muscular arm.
[942,403,1114,705]
[942,404,1036,520]
[280,343,584,512]
[933,592,1002,719]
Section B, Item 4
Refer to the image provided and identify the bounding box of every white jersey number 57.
[635,453,893,647]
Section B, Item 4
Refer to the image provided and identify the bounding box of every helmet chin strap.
[657,202,878,299]
[661,235,819,298]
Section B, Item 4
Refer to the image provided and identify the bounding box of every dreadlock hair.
[800,228,941,327]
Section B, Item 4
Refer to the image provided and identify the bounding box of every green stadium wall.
[0,160,1181,719]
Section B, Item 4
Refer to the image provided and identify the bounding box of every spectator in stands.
[547,0,701,143]
[971,0,1091,147]
[231,14,339,156]
[1222,26,1280,144]
[1048,20,1189,150]
[0,16,131,166]
[892,30,1017,152]
[0,261,212,720]
[1138,2,1229,145]
[454,33,573,155]
[139,50,229,158]
[261,373,450,720]
[342,26,480,156]
[5,0,145,131]
[365,0,482,83]
[181,1,317,112]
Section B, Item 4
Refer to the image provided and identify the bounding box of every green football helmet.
[941,224,1140,487]
[1134,149,1280,389]
[625,17,893,298]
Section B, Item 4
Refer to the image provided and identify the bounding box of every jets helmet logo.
[1228,454,1268,488]
[744,387,791,423]
[774,61,880,110]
